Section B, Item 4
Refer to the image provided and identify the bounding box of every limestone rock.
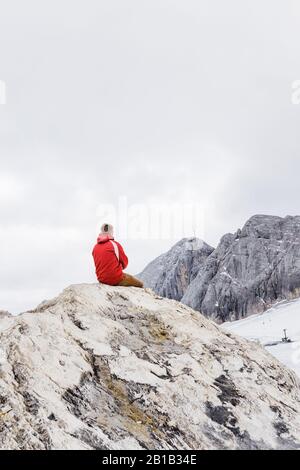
[0,283,299,450]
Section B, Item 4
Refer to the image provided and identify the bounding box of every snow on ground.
[223,298,300,377]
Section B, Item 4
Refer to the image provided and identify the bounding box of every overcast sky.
[1,0,300,313]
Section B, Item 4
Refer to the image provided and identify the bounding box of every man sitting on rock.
[92,223,144,288]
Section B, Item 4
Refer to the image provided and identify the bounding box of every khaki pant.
[117,273,144,288]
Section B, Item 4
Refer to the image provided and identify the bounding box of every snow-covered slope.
[0,283,300,450]
[223,298,300,378]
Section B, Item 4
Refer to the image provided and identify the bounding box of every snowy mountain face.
[141,215,300,323]
[138,238,214,301]
[223,297,300,378]
[0,283,300,450]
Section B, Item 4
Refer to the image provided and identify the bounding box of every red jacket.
[92,235,128,285]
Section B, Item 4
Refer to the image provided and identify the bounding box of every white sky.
[1,0,300,312]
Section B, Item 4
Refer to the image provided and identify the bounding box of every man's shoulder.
[114,240,124,249]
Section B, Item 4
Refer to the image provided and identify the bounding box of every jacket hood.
[97,234,114,244]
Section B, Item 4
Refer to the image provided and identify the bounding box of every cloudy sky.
[1,0,300,313]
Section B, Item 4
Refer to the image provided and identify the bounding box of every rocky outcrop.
[0,283,300,450]
[0,311,11,319]
[138,238,214,301]
[182,215,300,322]
[0,311,12,334]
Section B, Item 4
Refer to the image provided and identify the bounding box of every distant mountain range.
[139,215,300,323]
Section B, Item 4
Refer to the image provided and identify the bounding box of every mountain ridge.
[0,283,300,449]
[138,237,214,301]
[140,214,300,322]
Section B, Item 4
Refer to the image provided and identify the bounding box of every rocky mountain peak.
[183,214,300,321]
[0,283,300,450]
[139,237,214,301]
[140,214,300,322]
[240,214,300,240]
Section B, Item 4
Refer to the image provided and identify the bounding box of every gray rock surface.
[138,238,214,301]
[0,283,299,450]
[183,215,300,322]
[0,311,11,318]
[140,215,300,323]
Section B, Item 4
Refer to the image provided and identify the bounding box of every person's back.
[92,234,126,285]
[92,223,143,288]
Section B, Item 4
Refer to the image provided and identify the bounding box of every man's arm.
[117,242,128,269]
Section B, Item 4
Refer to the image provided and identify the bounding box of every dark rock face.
[182,215,300,322]
[140,215,300,322]
[138,238,214,301]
